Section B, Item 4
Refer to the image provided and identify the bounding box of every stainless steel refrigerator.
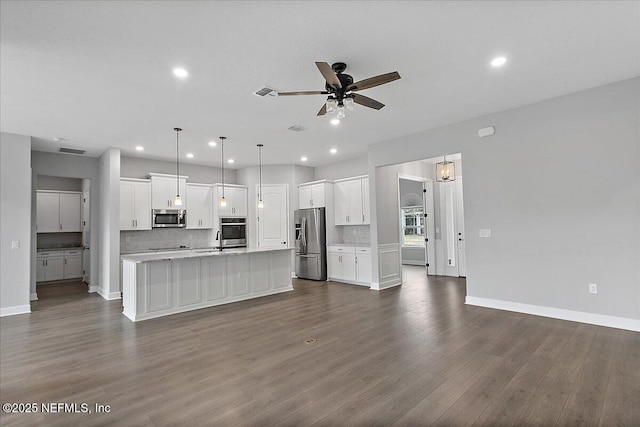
[294,208,327,280]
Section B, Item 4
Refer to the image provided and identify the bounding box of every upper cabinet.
[120,179,152,231]
[298,180,332,209]
[149,173,188,210]
[186,184,213,229]
[334,176,370,225]
[214,185,248,217]
[36,191,82,233]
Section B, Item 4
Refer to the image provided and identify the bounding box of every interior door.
[82,187,90,245]
[423,181,435,275]
[440,182,459,277]
[456,179,466,277]
[257,184,288,248]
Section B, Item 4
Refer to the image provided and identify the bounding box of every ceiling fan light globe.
[345,98,355,111]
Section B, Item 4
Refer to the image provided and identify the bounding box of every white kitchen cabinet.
[355,247,372,283]
[362,177,370,225]
[327,245,371,286]
[214,185,248,217]
[186,184,213,229]
[36,251,65,282]
[298,181,331,209]
[36,191,82,233]
[149,173,188,210]
[120,179,152,230]
[334,176,369,225]
[63,250,83,279]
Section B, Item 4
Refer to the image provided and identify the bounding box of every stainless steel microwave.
[152,209,186,228]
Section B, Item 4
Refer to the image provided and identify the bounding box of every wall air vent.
[288,125,306,132]
[253,86,278,98]
[58,147,86,155]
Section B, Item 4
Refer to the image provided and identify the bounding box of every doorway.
[398,175,435,275]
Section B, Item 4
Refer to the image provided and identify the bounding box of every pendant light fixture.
[257,144,264,209]
[219,136,227,206]
[436,155,455,182]
[173,127,183,206]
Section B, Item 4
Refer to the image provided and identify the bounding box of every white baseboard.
[88,285,98,293]
[30,292,38,301]
[0,304,31,317]
[371,280,402,291]
[465,296,640,332]
[97,289,122,300]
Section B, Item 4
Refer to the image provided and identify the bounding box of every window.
[401,207,424,247]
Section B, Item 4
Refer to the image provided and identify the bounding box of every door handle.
[282,241,286,245]
[298,254,315,258]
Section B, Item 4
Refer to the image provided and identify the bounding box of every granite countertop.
[121,246,294,263]
[37,246,84,252]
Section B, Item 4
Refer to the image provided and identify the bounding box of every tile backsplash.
[37,232,82,249]
[336,225,370,245]
[120,229,212,253]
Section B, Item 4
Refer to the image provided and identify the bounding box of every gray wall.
[99,148,121,298]
[121,156,237,184]
[0,133,32,314]
[37,175,83,191]
[369,77,640,320]
[31,151,102,296]
[314,155,368,181]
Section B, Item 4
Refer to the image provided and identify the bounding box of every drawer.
[64,250,82,256]
[327,245,355,254]
[355,247,371,254]
[37,251,65,258]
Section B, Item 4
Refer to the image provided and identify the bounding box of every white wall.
[31,151,102,296]
[0,133,32,316]
[369,78,640,326]
[121,156,237,184]
[37,175,83,191]
[99,148,121,299]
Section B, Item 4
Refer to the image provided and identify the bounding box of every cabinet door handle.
[60,224,62,230]
[356,257,358,264]
[135,219,138,228]
[65,259,67,265]
[45,260,48,266]
[363,214,364,222]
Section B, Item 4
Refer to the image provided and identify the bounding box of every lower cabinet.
[327,246,371,286]
[37,249,83,282]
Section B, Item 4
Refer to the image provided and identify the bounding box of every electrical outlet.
[588,283,598,294]
[125,236,131,244]
[11,241,20,249]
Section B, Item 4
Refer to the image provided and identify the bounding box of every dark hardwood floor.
[1,267,638,426]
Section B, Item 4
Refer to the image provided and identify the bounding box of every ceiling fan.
[278,62,401,117]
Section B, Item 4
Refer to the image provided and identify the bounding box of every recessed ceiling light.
[491,56,507,68]
[186,153,194,158]
[228,159,234,164]
[301,156,308,162]
[208,141,217,147]
[51,137,66,141]
[173,67,189,78]
[330,118,340,125]
[330,148,337,154]
[135,146,144,151]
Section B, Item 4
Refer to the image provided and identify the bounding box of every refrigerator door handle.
[297,254,316,258]
[301,216,307,252]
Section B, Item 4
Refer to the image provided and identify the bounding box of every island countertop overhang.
[121,246,294,263]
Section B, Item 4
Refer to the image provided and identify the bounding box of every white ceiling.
[1,1,639,168]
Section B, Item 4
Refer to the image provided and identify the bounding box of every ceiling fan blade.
[278,91,328,96]
[316,62,342,89]
[317,103,327,116]
[348,71,401,92]
[352,94,385,110]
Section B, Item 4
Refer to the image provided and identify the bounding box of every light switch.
[479,229,492,238]
[11,241,20,249]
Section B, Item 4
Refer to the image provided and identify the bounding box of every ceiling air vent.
[253,86,278,98]
[288,125,306,132]
[58,147,85,155]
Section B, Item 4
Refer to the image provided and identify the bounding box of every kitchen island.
[121,247,294,321]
